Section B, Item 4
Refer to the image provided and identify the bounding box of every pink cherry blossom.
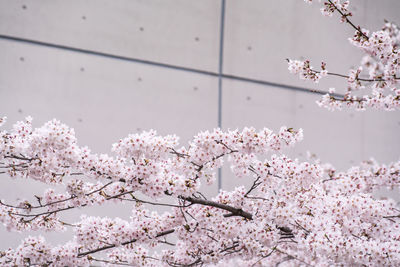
[1,1,400,266]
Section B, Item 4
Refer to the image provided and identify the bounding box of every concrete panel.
[222,79,296,130]
[363,110,400,164]
[0,0,220,71]
[0,39,218,150]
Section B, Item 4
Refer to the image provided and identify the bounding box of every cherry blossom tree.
[1,1,400,266]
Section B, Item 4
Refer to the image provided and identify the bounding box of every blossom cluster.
[287,60,327,83]
[0,117,399,266]
[0,236,88,267]
[304,0,351,20]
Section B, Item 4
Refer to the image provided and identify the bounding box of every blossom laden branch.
[77,229,176,258]
[294,1,400,111]
[181,196,253,220]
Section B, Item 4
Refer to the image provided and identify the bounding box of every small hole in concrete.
[193,86,198,91]
[194,37,200,42]
[82,16,86,20]
[298,104,303,109]
[77,118,83,122]
[138,77,142,82]
[19,57,25,62]
[139,27,144,31]
[246,96,251,101]
[247,46,252,51]
[22,5,27,10]
[18,109,23,113]
[80,67,85,72]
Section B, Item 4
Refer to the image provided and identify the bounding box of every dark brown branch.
[274,248,314,267]
[313,68,399,82]
[245,166,263,197]
[182,196,253,220]
[215,140,238,153]
[4,155,38,161]
[327,0,369,40]
[116,195,192,208]
[77,229,175,257]
[169,148,190,158]
[9,205,76,218]
[251,247,277,267]
[89,258,136,266]
[167,258,202,267]
[5,188,249,223]
[220,243,240,254]
[383,214,400,219]
[0,181,115,211]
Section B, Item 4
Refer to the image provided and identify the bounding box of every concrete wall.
[0,0,399,249]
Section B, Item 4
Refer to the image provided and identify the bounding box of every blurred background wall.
[0,0,399,249]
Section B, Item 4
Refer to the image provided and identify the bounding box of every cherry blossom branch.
[89,257,138,266]
[326,0,369,40]
[286,58,399,82]
[166,258,202,267]
[181,196,253,220]
[0,181,115,210]
[275,248,314,267]
[251,248,277,267]
[314,69,398,82]
[77,229,175,257]
[115,195,193,208]
[2,160,256,223]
